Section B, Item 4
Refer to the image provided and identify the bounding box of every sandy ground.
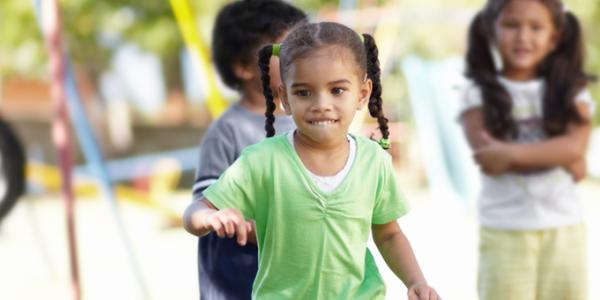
[1,182,598,300]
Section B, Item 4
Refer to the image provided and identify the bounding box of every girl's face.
[279,46,371,146]
[494,0,559,80]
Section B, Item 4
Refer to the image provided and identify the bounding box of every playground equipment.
[26,0,229,298]
[402,55,481,203]
[0,119,25,225]
[25,147,194,223]
[169,0,229,118]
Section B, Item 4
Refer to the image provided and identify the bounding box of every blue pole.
[33,1,150,298]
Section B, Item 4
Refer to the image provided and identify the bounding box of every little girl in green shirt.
[183,21,439,300]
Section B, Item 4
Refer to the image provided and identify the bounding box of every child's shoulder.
[206,103,263,134]
[353,135,391,161]
[353,134,379,149]
[240,134,289,157]
[456,80,484,115]
[214,103,258,125]
[459,79,483,98]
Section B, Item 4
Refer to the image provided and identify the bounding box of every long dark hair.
[258,22,389,140]
[466,0,594,139]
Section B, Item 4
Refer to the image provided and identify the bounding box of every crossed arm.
[460,102,592,179]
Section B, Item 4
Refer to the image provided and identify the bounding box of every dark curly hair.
[212,0,307,90]
[466,0,595,139]
[258,22,389,140]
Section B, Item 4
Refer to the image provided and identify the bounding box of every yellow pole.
[169,0,228,117]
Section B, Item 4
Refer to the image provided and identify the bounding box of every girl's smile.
[308,119,339,126]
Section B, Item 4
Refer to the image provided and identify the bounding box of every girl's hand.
[474,132,512,175]
[407,282,440,300]
[566,159,587,182]
[202,208,253,246]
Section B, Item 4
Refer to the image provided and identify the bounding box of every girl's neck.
[501,68,538,82]
[293,131,350,176]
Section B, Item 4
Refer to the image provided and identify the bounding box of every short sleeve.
[203,153,256,220]
[457,82,483,119]
[192,122,237,201]
[575,89,596,116]
[372,154,410,224]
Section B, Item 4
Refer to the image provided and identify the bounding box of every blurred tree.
[1,0,598,123]
[294,0,339,11]
[62,0,183,94]
[587,1,600,123]
[0,1,47,79]
[0,0,183,94]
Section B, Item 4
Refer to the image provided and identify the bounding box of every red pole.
[43,1,81,299]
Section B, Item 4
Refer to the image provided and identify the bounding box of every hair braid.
[258,45,277,137]
[363,34,389,140]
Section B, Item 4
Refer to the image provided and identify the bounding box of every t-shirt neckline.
[283,131,358,198]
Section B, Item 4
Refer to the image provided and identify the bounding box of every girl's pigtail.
[466,12,516,139]
[362,34,390,148]
[258,45,277,137]
[466,13,496,80]
[542,11,592,135]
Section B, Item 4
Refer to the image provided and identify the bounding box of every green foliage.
[1,0,599,119]
[294,0,339,11]
[0,1,47,78]
[0,0,183,88]
[586,2,600,123]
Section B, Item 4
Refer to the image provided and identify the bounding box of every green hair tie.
[378,138,391,150]
[272,44,281,56]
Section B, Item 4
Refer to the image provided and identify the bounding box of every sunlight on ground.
[0,181,598,300]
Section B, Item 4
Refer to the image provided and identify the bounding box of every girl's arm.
[183,198,253,246]
[372,221,439,300]
[461,103,592,175]
[566,159,587,182]
[502,102,591,167]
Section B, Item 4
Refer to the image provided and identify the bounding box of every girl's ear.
[357,77,372,110]
[278,85,292,115]
[233,61,257,81]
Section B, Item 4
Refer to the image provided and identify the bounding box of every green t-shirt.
[204,134,409,299]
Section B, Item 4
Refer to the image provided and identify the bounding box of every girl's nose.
[311,93,333,111]
[516,27,530,42]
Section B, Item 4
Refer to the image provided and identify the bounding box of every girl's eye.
[294,90,311,97]
[331,88,345,95]
[501,20,519,29]
[531,24,543,31]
